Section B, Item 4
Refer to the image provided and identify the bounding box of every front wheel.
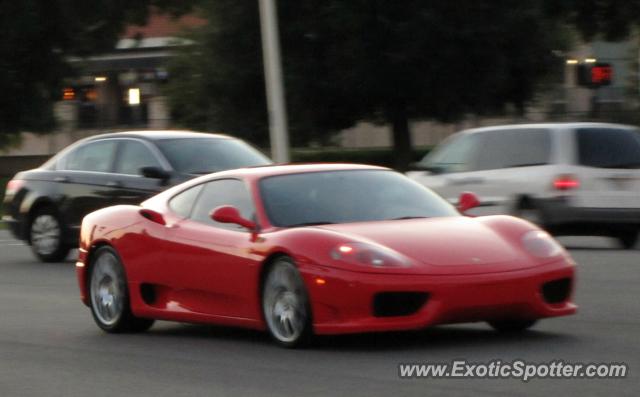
[513,201,544,227]
[89,246,154,333]
[488,319,537,333]
[262,257,312,348]
[29,207,71,262]
[617,231,638,250]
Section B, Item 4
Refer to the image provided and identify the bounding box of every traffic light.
[577,63,613,88]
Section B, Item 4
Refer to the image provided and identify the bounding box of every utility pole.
[258,0,290,162]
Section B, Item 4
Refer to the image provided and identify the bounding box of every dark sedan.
[2,130,272,262]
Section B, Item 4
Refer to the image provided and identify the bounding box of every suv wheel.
[618,231,638,250]
[514,201,544,226]
[29,207,70,262]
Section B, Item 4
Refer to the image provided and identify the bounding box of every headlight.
[330,242,410,268]
[522,230,563,258]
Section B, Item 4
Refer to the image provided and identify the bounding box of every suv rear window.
[577,128,640,168]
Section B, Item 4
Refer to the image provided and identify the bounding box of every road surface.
[0,230,637,396]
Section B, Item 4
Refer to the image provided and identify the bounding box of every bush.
[290,147,432,169]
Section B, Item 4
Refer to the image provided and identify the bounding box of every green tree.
[167,1,571,168]
[0,0,194,148]
[555,0,640,41]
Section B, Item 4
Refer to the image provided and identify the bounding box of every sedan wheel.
[262,258,312,347]
[30,209,70,262]
[89,247,154,333]
[488,319,537,333]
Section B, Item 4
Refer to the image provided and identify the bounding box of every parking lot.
[0,230,637,396]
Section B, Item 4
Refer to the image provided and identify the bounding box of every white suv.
[407,122,640,249]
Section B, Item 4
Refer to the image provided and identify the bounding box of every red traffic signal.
[577,63,613,88]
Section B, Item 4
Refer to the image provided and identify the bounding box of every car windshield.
[418,133,479,173]
[156,137,271,174]
[260,170,459,227]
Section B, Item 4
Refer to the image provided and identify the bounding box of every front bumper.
[538,197,640,227]
[303,260,576,335]
[76,248,90,306]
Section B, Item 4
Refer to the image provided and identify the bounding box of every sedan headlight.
[522,230,563,258]
[331,242,410,268]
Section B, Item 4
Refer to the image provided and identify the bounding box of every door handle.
[54,176,69,183]
[106,181,122,188]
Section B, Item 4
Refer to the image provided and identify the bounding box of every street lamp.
[258,0,290,163]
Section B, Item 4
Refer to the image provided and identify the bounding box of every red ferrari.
[76,164,576,347]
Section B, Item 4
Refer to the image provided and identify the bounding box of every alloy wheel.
[263,259,310,345]
[30,214,61,256]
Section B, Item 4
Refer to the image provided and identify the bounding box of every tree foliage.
[0,0,193,147]
[167,1,574,167]
[548,0,640,41]
[4,1,640,166]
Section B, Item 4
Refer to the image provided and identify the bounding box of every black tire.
[29,206,71,263]
[488,319,537,333]
[261,257,313,348]
[88,246,154,333]
[617,231,638,250]
[513,199,544,227]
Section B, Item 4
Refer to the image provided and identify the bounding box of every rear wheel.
[617,231,638,250]
[262,257,312,348]
[89,246,154,333]
[488,319,537,333]
[29,207,71,262]
[514,199,543,226]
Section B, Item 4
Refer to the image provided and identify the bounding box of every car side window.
[116,140,163,175]
[168,184,204,218]
[577,128,640,168]
[422,133,480,173]
[63,140,118,172]
[190,179,254,230]
[475,129,550,171]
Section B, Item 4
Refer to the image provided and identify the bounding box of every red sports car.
[76,164,576,347]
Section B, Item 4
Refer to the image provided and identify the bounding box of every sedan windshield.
[260,170,459,227]
[156,138,271,174]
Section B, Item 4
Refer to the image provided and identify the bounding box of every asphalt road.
[0,230,638,396]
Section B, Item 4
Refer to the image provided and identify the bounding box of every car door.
[55,139,119,228]
[408,132,484,207]
[163,178,259,318]
[410,129,552,216]
[460,128,553,215]
[111,139,172,205]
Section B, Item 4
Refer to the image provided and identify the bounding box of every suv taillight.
[553,175,580,190]
[5,179,24,196]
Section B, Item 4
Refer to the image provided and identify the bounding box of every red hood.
[315,217,537,275]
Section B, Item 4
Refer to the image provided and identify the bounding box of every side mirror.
[457,191,480,214]
[211,205,256,230]
[140,166,170,180]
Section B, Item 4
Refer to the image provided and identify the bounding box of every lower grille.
[373,292,429,317]
[541,278,572,304]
